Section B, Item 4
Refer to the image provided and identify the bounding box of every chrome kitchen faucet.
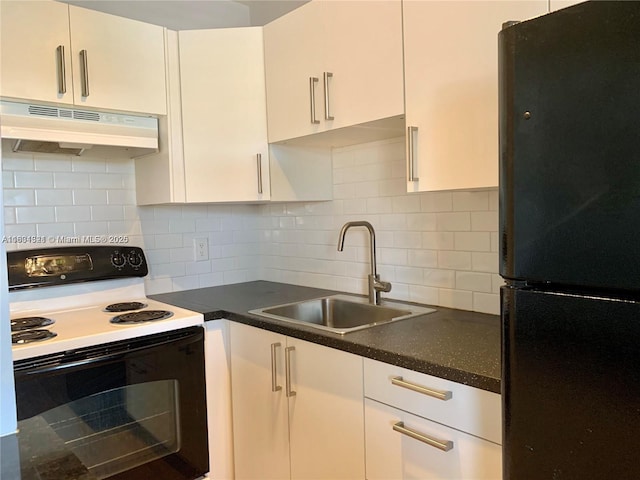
[337,221,392,305]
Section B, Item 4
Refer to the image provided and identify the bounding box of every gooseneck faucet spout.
[337,221,392,305]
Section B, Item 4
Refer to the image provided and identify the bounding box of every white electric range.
[8,246,204,362]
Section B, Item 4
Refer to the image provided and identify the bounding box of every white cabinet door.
[287,337,365,480]
[179,27,270,202]
[0,0,73,105]
[365,399,502,480]
[68,5,166,114]
[403,0,547,192]
[323,0,404,131]
[263,1,327,143]
[230,322,290,480]
[229,324,365,480]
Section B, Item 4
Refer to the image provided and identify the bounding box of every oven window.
[17,380,181,480]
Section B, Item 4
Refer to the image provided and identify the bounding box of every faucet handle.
[373,278,392,293]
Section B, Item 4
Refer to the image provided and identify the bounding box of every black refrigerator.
[499,1,640,479]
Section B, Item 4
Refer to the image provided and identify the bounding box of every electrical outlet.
[194,237,209,261]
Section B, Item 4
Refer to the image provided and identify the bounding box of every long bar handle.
[79,49,90,97]
[323,72,334,121]
[393,421,454,452]
[309,77,320,124]
[270,342,282,392]
[407,126,419,182]
[391,376,452,401]
[285,346,296,397]
[56,45,67,94]
[256,153,263,194]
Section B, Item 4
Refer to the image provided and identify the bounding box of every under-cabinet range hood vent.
[0,100,159,156]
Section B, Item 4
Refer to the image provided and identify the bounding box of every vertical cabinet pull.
[323,72,334,121]
[285,346,296,397]
[391,376,452,401]
[79,49,90,97]
[309,77,320,124]
[270,342,282,392]
[393,421,454,452]
[256,153,263,195]
[56,45,66,94]
[407,126,419,182]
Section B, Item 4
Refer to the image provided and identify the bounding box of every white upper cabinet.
[0,1,73,105]
[0,1,166,115]
[263,1,327,143]
[403,0,548,192]
[68,6,166,115]
[263,0,404,144]
[178,27,270,202]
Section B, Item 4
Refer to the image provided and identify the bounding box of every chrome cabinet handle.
[407,126,419,182]
[270,342,282,392]
[393,421,454,452]
[285,346,296,397]
[391,376,452,401]
[56,45,66,94]
[323,72,334,121]
[256,153,263,195]
[309,77,320,124]
[79,49,90,97]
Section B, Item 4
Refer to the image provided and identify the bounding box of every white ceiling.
[59,0,309,30]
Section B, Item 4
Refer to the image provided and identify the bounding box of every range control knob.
[111,251,126,269]
[127,250,144,269]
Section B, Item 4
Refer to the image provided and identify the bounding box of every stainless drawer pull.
[285,346,296,397]
[391,376,452,401]
[309,77,320,124]
[270,342,281,392]
[56,45,66,94]
[393,421,454,452]
[256,153,263,195]
[79,49,90,97]
[323,71,334,121]
[407,126,419,182]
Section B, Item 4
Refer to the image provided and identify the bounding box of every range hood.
[0,100,158,156]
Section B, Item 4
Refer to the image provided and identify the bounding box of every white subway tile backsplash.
[35,189,73,206]
[454,232,491,252]
[452,191,489,211]
[436,212,471,231]
[456,271,493,293]
[2,137,500,314]
[14,172,54,188]
[16,206,55,223]
[4,189,35,206]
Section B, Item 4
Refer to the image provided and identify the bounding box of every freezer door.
[499,1,640,291]
[501,287,640,479]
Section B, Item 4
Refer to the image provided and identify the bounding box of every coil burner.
[110,310,174,325]
[104,302,148,312]
[11,317,55,332]
[12,329,57,344]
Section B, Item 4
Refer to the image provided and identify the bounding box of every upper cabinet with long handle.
[0,0,166,115]
[403,0,548,192]
[263,0,404,144]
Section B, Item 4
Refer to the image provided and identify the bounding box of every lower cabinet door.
[365,399,502,480]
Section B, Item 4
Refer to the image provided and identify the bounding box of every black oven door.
[13,326,209,480]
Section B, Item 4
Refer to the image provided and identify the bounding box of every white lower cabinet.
[364,358,502,480]
[365,399,501,480]
[229,322,365,480]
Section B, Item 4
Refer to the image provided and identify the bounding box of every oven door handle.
[15,328,203,376]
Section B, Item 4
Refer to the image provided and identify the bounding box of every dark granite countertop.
[151,281,501,393]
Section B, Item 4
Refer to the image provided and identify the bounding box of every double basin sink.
[249,294,435,335]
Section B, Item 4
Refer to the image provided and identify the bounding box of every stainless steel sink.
[249,294,435,334]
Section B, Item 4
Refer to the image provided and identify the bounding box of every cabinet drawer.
[365,398,501,480]
[364,358,501,444]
